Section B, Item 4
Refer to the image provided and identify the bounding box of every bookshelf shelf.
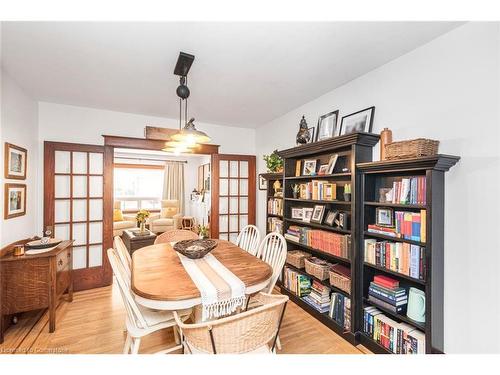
[285,238,351,265]
[364,231,426,246]
[277,132,379,342]
[364,201,426,209]
[363,262,425,286]
[358,154,459,354]
[285,218,351,234]
[363,298,425,331]
[261,173,284,235]
[267,213,283,218]
[267,195,283,199]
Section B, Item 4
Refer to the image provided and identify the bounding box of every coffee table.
[122,229,157,255]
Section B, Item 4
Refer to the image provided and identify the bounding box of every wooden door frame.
[210,154,256,238]
[44,141,112,290]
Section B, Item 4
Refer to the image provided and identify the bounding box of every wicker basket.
[329,269,351,294]
[286,250,311,269]
[304,257,331,281]
[385,138,439,160]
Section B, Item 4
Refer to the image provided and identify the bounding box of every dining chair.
[255,232,287,294]
[154,229,198,245]
[107,248,192,354]
[114,236,131,277]
[174,292,288,354]
[236,224,261,256]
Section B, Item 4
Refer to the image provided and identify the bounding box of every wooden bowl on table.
[173,239,217,259]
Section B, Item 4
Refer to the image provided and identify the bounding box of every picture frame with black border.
[291,207,304,220]
[302,207,314,223]
[307,127,315,143]
[339,106,375,136]
[324,210,337,226]
[258,174,268,190]
[315,110,339,141]
[375,207,394,227]
[311,205,326,223]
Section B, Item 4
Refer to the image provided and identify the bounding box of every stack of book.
[364,239,426,280]
[367,209,426,243]
[267,217,283,234]
[284,225,351,259]
[283,267,311,297]
[267,197,283,216]
[303,280,331,313]
[368,275,408,314]
[364,306,425,354]
[299,181,337,201]
[330,293,351,330]
[388,177,426,205]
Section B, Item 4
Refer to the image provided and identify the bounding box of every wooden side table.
[122,229,157,255]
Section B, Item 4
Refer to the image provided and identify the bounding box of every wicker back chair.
[236,224,261,256]
[113,236,131,277]
[256,232,287,293]
[154,229,198,245]
[174,293,288,354]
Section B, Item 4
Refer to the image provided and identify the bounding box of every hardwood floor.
[0,283,369,354]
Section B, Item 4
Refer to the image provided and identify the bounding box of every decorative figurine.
[296,115,311,145]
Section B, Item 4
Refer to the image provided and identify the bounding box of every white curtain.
[162,161,185,213]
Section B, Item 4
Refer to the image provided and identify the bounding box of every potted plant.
[291,184,300,199]
[198,224,210,239]
[263,150,284,173]
[343,184,351,202]
[136,209,150,234]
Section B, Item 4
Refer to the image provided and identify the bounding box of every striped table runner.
[177,252,246,321]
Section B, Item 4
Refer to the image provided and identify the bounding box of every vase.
[139,222,146,234]
[343,193,351,202]
[292,191,299,199]
[380,127,392,161]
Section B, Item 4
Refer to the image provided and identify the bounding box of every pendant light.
[163,52,211,154]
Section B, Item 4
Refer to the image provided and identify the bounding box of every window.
[114,165,164,211]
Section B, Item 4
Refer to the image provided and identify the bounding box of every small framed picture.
[339,106,375,136]
[376,207,394,227]
[318,164,329,175]
[291,207,304,220]
[4,143,27,180]
[258,174,268,190]
[327,154,339,175]
[4,183,26,219]
[307,127,315,143]
[302,159,317,176]
[311,205,326,223]
[324,210,337,226]
[316,110,339,141]
[302,207,314,223]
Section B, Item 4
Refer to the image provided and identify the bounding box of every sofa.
[113,201,137,236]
[149,199,183,233]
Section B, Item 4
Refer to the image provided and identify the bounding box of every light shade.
[171,118,211,145]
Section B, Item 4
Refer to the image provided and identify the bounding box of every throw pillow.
[113,208,124,222]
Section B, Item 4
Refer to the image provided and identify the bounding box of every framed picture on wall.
[258,174,268,190]
[4,142,27,180]
[4,183,27,219]
[339,106,375,136]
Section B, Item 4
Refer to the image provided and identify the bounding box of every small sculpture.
[296,115,311,145]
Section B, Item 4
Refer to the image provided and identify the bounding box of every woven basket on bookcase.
[385,138,439,160]
[304,257,331,281]
[329,270,351,294]
[286,250,311,269]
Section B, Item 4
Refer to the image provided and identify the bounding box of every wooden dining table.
[131,240,273,310]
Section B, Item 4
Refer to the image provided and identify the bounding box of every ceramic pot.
[343,193,351,202]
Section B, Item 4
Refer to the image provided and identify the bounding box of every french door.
[44,142,113,291]
[211,154,256,241]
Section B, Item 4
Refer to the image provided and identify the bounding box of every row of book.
[386,177,426,205]
[330,293,351,330]
[367,275,408,315]
[283,267,312,297]
[267,217,283,234]
[364,307,425,354]
[298,181,337,201]
[367,209,426,243]
[267,197,283,216]
[284,225,351,259]
[364,239,426,280]
[303,280,331,313]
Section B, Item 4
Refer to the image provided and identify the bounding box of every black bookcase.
[276,132,379,345]
[356,155,459,354]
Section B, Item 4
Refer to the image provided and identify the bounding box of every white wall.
[256,22,500,353]
[0,70,39,246]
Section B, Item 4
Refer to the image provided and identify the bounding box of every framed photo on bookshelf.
[376,207,394,227]
[339,106,375,136]
[324,210,337,226]
[327,154,339,174]
[295,160,302,176]
[318,164,329,175]
[258,174,268,190]
[302,207,314,223]
[291,207,304,220]
[307,127,315,143]
[311,205,326,223]
[302,159,317,176]
[315,110,339,141]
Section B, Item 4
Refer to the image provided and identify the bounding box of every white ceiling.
[1,22,462,128]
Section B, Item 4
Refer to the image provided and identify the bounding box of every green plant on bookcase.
[263,150,284,173]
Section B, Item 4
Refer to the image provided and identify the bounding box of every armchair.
[113,201,137,236]
[149,199,182,233]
